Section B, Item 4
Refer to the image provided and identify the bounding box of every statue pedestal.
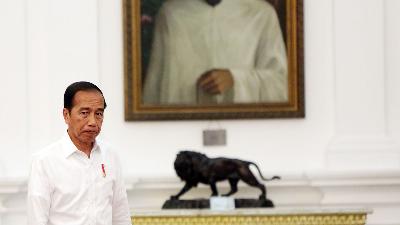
[162,198,274,209]
[132,208,371,225]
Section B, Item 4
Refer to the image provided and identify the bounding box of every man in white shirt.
[143,0,288,105]
[27,81,131,225]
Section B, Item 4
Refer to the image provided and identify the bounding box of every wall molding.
[1,171,400,224]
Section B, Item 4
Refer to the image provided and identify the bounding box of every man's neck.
[67,131,93,157]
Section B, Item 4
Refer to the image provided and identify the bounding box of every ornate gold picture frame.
[124,0,304,120]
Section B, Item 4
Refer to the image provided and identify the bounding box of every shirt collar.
[61,132,101,158]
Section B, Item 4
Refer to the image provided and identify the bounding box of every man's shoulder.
[32,138,64,162]
[248,0,276,13]
[241,0,279,23]
[96,139,124,171]
[96,138,112,152]
[96,138,119,158]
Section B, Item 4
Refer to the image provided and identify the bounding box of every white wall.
[0,0,400,224]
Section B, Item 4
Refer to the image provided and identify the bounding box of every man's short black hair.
[64,81,107,111]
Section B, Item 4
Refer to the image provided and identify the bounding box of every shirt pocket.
[97,175,115,204]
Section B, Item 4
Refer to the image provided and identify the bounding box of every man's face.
[63,90,105,146]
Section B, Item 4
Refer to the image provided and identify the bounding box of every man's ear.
[63,108,70,124]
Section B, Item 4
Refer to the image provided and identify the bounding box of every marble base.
[132,208,371,225]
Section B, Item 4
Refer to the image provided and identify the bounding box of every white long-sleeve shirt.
[143,0,288,105]
[27,135,131,225]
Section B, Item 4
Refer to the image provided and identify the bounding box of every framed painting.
[124,0,304,120]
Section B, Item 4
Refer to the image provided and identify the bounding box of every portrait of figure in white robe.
[142,0,288,105]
